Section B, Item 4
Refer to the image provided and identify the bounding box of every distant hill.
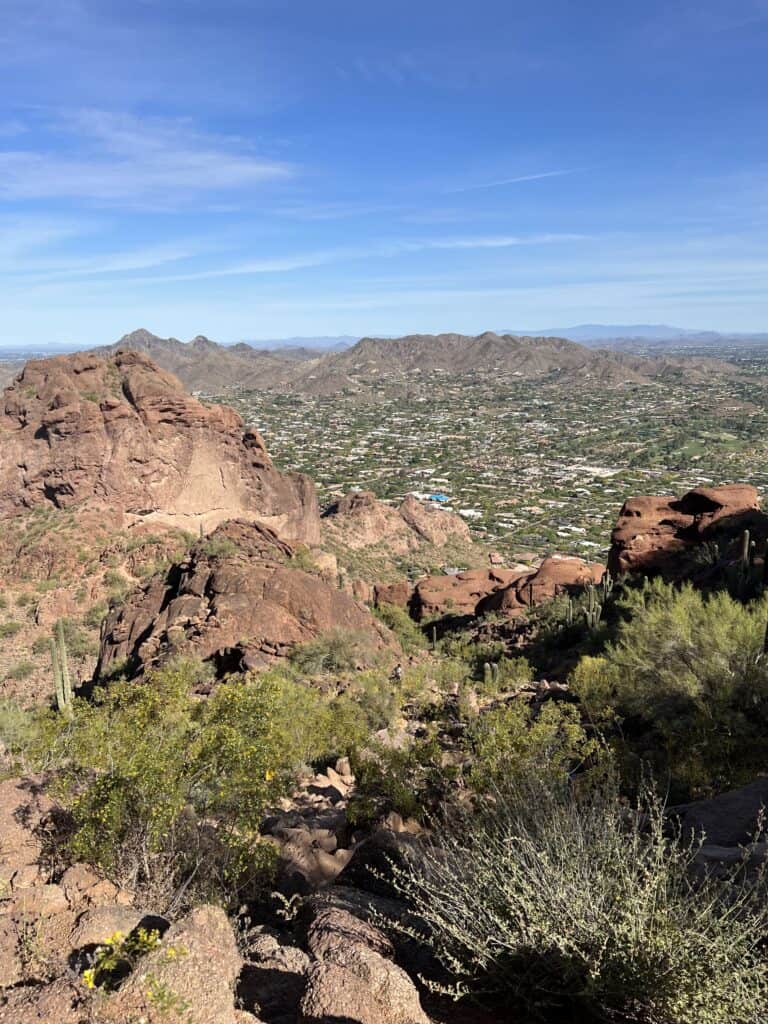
[243,335,359,352]
[504,324,768,349]
[277,331,739,396]
[91,328,320,392]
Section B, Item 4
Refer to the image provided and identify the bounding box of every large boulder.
[97,905,242,1024]
[669,776,768,847]
[410,567,521,621]
[0,350,319,544]
[299,906,430,1024]
[96,519,397,679]
[608,484,762,576]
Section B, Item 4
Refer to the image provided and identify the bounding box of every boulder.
[410,567,521,621]
[237,926,309,1024]
[299,906,430,1024]
[96,519,397,679]
[608,484,762,576]
[669,776,768,847]
[98,905,242,1024]
[0,350,320,544]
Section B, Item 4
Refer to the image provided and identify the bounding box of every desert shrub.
[342,668,401,731]
[290,627,377,675]
[199,535,238,559]
[374,602,426,653]
[5,659,35,681]
[387,775,768,1023]
[0,620,23,638]
[348,734,448,825]
[83,601,109,629]
[289,545,320,573]
[63,661,361,907]
[468,699,598,791]
[103,569,130,603]
[570,580,768,796]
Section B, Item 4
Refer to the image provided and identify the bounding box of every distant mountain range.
[75,328,738,396]
[0,325,761,395]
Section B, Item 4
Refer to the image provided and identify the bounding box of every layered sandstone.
[0,350,319,544]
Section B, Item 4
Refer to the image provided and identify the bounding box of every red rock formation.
[321,490,470,554]
[0,350,319,544]
[477,556,605,618]
[608,484,762,576]
[96,520,397,679]
[410,567,521,621]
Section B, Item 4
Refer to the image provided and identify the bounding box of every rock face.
[608,484,762,576]
[96,519,396,679]
[0,350,319,543]
[322,489,471,553]
[410,556,604,621]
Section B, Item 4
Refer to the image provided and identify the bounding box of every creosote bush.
[387,774,768,1024]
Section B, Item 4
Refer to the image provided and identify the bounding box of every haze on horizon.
[1,0,767,348]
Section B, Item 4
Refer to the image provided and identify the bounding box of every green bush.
[0,621,23,638]
[468,700,598,791]
[83,601,109,629]
[290,627,378,675]
[387,775,768,1023]
[199,535,238,559]
[570,580,768,797]
[5,659,35,681]
[374,603,425,653]
[61,660,365,906]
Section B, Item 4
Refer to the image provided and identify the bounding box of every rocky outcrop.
[476,555,605,618]
[410,567,521,620]
[410,556,604,621]
[96,519,397,680]
[0,350,319,543]
[608,484,762,576]
[322,490,470,553]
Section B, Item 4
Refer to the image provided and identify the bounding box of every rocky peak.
[0,350,320,543]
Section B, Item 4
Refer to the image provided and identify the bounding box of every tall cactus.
[52,620,73,719]
[583,584,603,631]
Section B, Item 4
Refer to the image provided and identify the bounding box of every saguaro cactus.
[583,585,603,631]
[52,620,73,718]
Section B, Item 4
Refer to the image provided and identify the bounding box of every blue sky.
[1,0,767,347]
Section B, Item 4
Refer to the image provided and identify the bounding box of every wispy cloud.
[126,232,586,284]
[0,110,294,206]
[447,169,579,193]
